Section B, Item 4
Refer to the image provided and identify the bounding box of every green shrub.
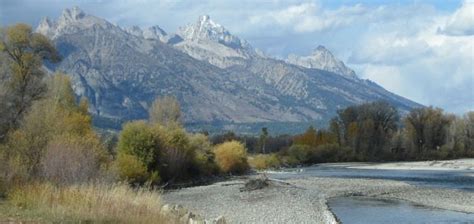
[283,143,355,165]
[118,121,162,168]
[117,122,212,184]
[278,155,301,167]
[158,126,195,181]
[310,144,340,163]
[117,121,165,184]
[116,154,151,184]
[189,134,218,176]
[214,141,249,174]
[286,144,313,164]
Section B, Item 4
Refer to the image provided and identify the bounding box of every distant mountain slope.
[36,7,421,132]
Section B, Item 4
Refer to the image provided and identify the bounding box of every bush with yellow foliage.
[248,153,281,170]
[213,141,249,174]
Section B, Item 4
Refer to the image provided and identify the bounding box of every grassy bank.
[1,182,169,223]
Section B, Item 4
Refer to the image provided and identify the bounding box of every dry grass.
[7,182,169,223]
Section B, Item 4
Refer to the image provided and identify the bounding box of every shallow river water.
[268,164,474,223]
[328,197,474,224]
[269,164,474,191]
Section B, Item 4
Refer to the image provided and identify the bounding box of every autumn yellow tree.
[0,24,60,141]
[4,74,105,180]
[148,95,181,127]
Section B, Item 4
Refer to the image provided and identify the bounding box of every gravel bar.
[163,175,474,223]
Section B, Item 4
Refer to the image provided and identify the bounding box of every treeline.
[330,102,473,161]
[240,102,473,170]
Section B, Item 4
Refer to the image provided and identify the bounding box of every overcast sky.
[1,0,473,114]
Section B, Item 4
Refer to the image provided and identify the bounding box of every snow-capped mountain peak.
[171,15,260,68]
[287,45,357,79]
[177,15,248,50]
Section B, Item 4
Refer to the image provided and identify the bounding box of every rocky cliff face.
[36,7,421,132]
[286,45,357,79]
[171,15,261,68]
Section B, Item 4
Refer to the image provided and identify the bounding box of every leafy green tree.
[0,24,60,141]
[116,153,153,184]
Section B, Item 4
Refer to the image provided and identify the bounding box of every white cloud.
[358,65,408,97]
[439,1,474,36]
[249,2,367,33]
[349,32,432,65]
[349,7,474,113]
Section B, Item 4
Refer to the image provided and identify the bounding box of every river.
[268,164,474,223]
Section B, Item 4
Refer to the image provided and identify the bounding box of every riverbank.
[162,161,474,223]
[348,158,474,171]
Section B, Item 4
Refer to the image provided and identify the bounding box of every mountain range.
[36,7,421,134]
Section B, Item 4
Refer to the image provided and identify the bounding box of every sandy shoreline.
[163,160,474,223]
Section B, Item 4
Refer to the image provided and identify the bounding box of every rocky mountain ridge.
[36,7,421,133]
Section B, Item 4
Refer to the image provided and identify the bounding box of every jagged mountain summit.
[36,7,421,133]
[172,15,261,68]
[177,15,247,49]
[286,45,357,79]
[37,6,113,39]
